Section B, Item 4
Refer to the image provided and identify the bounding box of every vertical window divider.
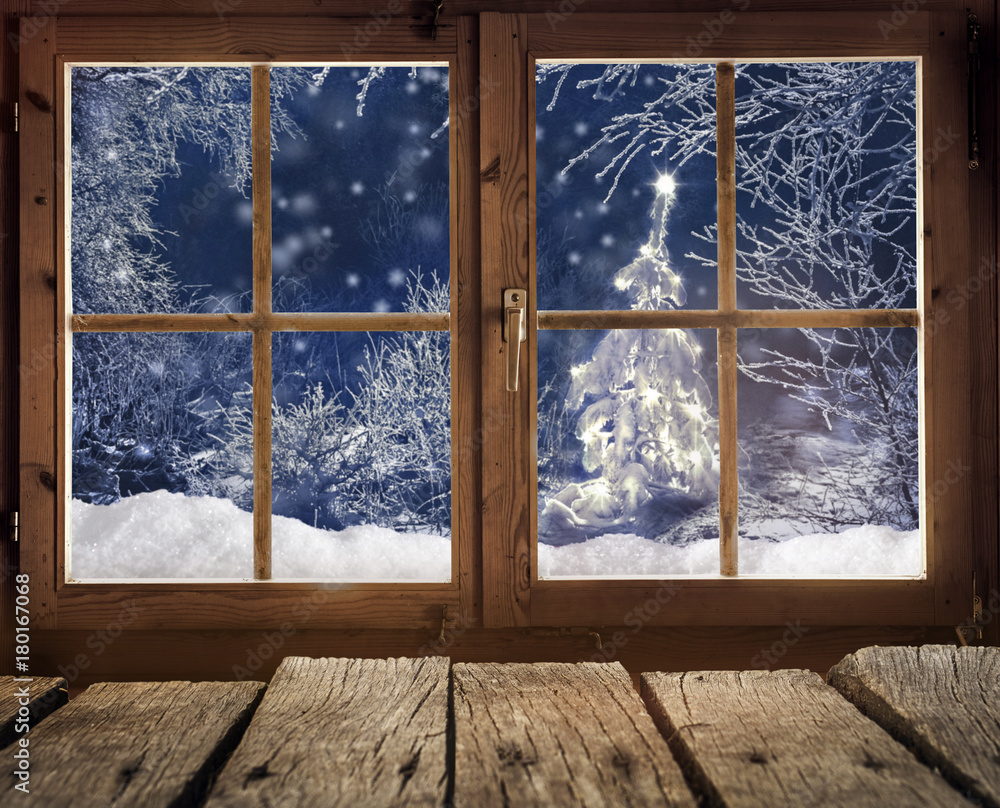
[716,61,738,577]
[252,64,273,580]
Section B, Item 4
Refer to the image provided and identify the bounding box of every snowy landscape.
[71,61,922,580]
[70,489,919,580]
[534,61,921,576]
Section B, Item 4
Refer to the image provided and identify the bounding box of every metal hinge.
[12,102,17,134]
[956,572,984,645]
[8,511,18,542]
[968,11,981,170]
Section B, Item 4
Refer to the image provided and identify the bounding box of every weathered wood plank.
[453,661,696,807]
[828,645,1000,808]
[0,680,265,806]
[205,656,449,808]
[0,676,66,749]
[641,669,974,808]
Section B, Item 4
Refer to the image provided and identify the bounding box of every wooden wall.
[2,0,996,692]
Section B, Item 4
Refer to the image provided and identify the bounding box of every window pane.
[71,66,253,314]
[271,329,451,581]
[535,63,718,311]
[737,327,920,576]
[735,62,918,310]
[71,332,253,579]
[538,328,720,578]
[270,66,450,314]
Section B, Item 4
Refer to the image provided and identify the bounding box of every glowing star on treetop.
[654,172,676,197]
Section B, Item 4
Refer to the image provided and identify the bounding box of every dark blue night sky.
[145,66,450,316]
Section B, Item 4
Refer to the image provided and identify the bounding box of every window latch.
[8,511,18,543]
[503,289,527,392]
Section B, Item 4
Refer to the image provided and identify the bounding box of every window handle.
[503,289,527,392]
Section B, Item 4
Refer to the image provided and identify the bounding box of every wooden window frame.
[19,10,979,634]
[20,16,483,630]
[479,11,977,629]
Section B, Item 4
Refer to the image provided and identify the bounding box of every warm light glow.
[639,244,654,257]
[641,387,661,405]
[688,449,703,465]
[614,277,631,290]
[655,172,676,196]
[570,365,585,378]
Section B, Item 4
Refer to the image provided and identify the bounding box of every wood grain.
[527,11,931,58]
[251,64,271,581]
[925,7,975,625]
[455,16,484,621]
[717,62,737,576]
[718,325,737,576]
[530,580,935,626]
[0,680,265,806]
[205,656,450,808]
[72,311,450,331]
[480,12,531,628]
[56,16,457,59]
[52,586,460,629]
[32,624,959,697]
[28,0,966,15]
[453,661,696,808]
[18,13,57,627]
[0,675,66,748]
[966,0,999,648]
[642,668,974,808]
[828,644,1000,808]
[537,309,920,330]
[0,0,29,676]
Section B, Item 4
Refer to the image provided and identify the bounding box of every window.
[20,11,978,632]
[69,64,452,582]
[532,59,921,580]
[476,11,974,628]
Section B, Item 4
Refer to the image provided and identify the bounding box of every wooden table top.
[1,644,996,807]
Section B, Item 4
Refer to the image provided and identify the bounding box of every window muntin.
[533,60,921,579]
[68,63,454,582]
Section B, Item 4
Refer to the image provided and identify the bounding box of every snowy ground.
[71,490,921,580]
[71,490,452,581]
[539,525,921,578]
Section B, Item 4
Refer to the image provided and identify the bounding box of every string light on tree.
[540,170,719,538]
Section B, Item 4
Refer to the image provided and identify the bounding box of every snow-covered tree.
[72,66,310,313]
[537,61,919,534]
[540,179,718,541]
[71,66,310,506]
[353,272,451,533]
